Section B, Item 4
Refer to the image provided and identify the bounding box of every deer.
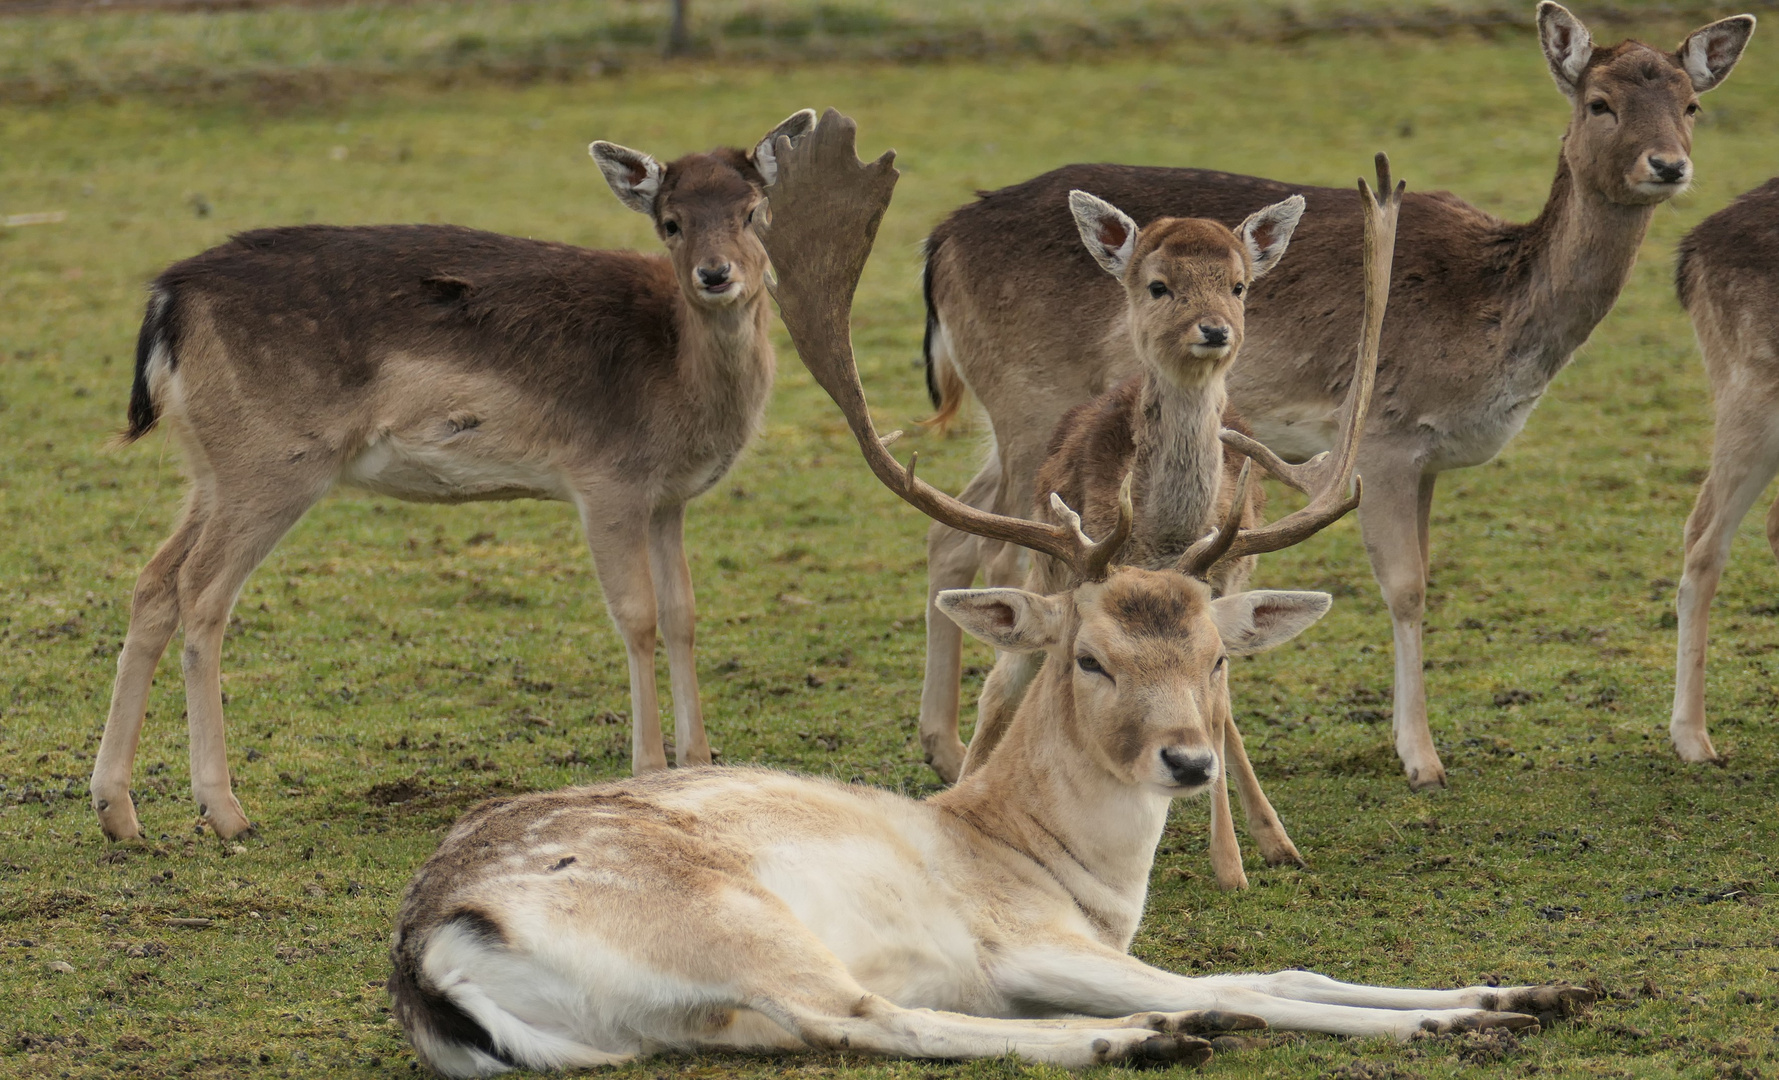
[387,110,1593,1079]
[87,110,818,843]
[950,165,1398,892]
[916,2,1755,792]
[1670,177,1779,764]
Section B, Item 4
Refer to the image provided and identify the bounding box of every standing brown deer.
[917,3,1754,791]
[89,110,816,842]
[1671,177,1779,763]
[387,110,1592,1078]
[946,168,1399,890]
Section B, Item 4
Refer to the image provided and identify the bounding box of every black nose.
[1159,748,1215,788]
[1649,156,1687,184]
[697,264,731,287]
[1198,324,1229,347]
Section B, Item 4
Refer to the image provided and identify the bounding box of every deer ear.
[1537,1,1594,101]
[1237,195,1304,282]
[751,108,819,186]
[1679,15,1755,93]
[591,141,666,216]
[1068,190,1139,278]
[1209,590,1331,656]
[937,589,1068,653]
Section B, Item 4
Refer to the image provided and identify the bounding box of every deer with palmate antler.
[940,166,1398,890]
[388,110,1591,1079]
[918,2,1755,792]
[90,111,817,842]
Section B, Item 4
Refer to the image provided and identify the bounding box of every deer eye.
[1589,100,1612,116]
[663,219,681,236]
[1148,281,1169,299]
[1213,655,1227,673]
[1077,654,1107,677]
[1685,102,1701,117]
[1232,282,1245,297]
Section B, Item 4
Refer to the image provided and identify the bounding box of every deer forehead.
[657,151,764,222]
[1132,222,1248,288]
[1077,570,1221,666]
[1583,42,1693,100]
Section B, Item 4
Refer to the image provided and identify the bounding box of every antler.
[1178,152,1403,577]
[760,108,1132,578]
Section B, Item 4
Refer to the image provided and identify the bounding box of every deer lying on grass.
[89,110,817,842]
[951,166,1398,892]
[1671,177,1779,763]
[918,2,1755,792]
[388,110,1592,1078]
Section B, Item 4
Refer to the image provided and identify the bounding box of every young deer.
[388,111,1590,1077]
[952,168,1398,890]
[1671,177,1779,763]
[89,110,817,842]
[918,3,1755,791]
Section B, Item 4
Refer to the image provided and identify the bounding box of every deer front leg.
[1223,714,1302,868]
[580,491,667,773]
[989,942,1577,1041]
[1358,461,1446,790]
[1207,710,1247,890]
[648,502,709,767]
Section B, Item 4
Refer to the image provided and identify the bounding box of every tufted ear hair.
[1237,195,1304,282]
[1068,190,1140,279]
[1679,15,1756,93]
[1538,1,1594,102]
[937,588,1069,653]
[1209,590,1331,656]
[750,108,819,186]
[590,141,666,216]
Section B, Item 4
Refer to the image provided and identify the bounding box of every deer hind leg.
[1224,714,1302,868]
[1672,398,1779,763]
[579,492,667,773]
[648,503,708,767]
[1358,462,1446,791]
[172,476,322,839]
[91,487,212,841]
[919,462,998,783]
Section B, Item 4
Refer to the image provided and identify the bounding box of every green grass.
[3,12,1779,1080]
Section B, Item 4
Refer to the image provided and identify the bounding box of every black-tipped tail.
[921,237,943,410]
[388,911,516,1071]
[124,290,176,443]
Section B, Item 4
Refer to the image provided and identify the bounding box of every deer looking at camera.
[948,167,1398,890]
[1670,177,1779,763]
[89,110,817,842]
[388,110,1591,1080]
[918,3,1755,792]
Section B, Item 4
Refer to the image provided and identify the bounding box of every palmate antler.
[1178,153,1404,578]
[760,108,1132,580]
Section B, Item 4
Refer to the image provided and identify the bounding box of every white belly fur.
[342,432,568,503]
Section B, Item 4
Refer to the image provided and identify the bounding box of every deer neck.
[1130,370,1226,563]
[1502,151,1655,384]
[932,655,1170,949]
[675,290,775,401]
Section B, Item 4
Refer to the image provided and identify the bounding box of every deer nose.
[1159,747,1216,788]
[697,264,732,288]
[1197,324,1230,348]
[1648,155,1688,184]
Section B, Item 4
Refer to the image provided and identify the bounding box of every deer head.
[592,108,817,309]
[1069,192,1304,387]
[1538,2,1754,205]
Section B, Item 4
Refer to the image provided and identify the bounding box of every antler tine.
[758,108,1128,576]
[1184,153,1401,574]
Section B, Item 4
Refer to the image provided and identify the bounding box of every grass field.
[3,7,1779,1079]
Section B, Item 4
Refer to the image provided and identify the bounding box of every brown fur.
[918,6,1753,792]
[91,113,818,843]
[1670,176,1779,764]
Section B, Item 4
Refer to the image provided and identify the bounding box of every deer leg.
[1672,402,1779,763]
[648,502,708,767]
[1359,464,1445,790]
[172,486,318,840]
[919,464,998,783]
[580,495,667,773]
[1206,752,1247,891]
[959,650,1041,778]
[1224,715,1302,868]
[91,489,212,841]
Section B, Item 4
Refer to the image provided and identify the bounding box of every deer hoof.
[1129,1033,1214,1068]
[1496,983,1597,1019]
[1157,1010,1267,1035]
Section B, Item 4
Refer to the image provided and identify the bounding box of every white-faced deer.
[936,175,1396,889]
[919,3,1754,791]
[388,111,1592,1078]
[88,110,817,842]
[1670,177,1779,763]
